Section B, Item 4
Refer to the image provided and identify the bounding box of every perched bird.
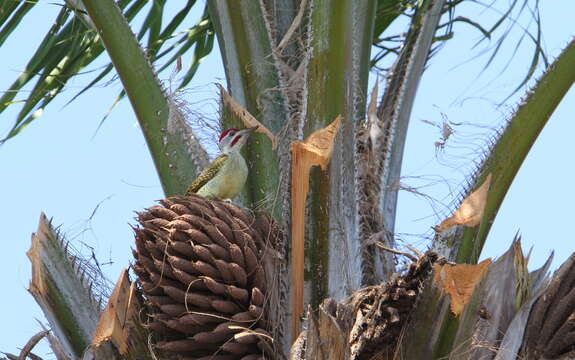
[186,126,258,200]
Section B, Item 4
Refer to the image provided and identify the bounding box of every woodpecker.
[186,126,257,200]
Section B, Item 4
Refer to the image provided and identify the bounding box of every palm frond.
[432,38,575,264]
[0,0,214,143]
[28,213,111,357]
[371,0,548,94]
[0,0,38,48]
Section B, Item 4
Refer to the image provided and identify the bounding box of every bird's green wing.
[185,154,229,195]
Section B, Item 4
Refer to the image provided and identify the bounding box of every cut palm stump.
[132,195,282,360]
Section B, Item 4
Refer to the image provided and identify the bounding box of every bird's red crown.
[219,128,239,142]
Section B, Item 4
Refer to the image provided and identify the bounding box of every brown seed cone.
[132,195,282,359]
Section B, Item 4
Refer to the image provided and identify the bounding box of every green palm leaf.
[0,0,213,143]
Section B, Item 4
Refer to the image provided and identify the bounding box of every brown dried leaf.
[302,115,342,166]
[433,259,492,315]
[436,173,492,233]
[218,84,278,149]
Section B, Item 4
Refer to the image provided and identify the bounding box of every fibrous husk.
[292,251,440,360]
[346,252,439,359]
[132,195,282,359]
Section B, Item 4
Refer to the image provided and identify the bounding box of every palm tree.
[1,0,574,359]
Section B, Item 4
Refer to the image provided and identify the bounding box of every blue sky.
[1,0,573,357]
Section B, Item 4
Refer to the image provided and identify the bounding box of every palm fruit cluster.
[132,195,281,359]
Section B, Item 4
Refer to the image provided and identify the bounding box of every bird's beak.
[242,126,259,136]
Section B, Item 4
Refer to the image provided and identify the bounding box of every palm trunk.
[208,0,380,348]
